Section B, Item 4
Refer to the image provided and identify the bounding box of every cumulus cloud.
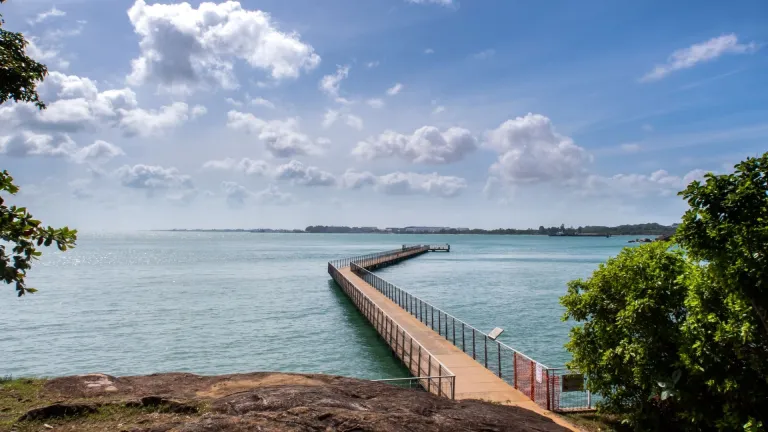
[274,160,336,186]
[321,109,363,130]
[485,113,591,185]
[118,102,193,136]
[386,83,404,96]
[641,34,758,82]
[584,169,709,197]
[191,105,207,118]
[126,0,320,91]
[116,164,193,190]
[0,72,194,136]
[227,110,322,157]
[25,38,70,70]
[340,169,377,189]
[72,140,125,164]
[225,98,243,107]
[341,170,467,197]
[221,181,293,206]
[424,48,435,54]
[366,61,380,68]
[319,65,350,101]
[353,126,477,164]
[203,157,270,175]
[367,98,384,109]
[0,132,76,158]
[250,97,275,109]
[0,133,124,164]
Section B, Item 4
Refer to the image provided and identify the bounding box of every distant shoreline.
[151,229,675,237]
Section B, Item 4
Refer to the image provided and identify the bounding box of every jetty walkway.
[328,246,584,430]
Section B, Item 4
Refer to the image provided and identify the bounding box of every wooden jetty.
[328,246,578,431]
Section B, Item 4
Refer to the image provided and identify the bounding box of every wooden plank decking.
[337,265,579,431]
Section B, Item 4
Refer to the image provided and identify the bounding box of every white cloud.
[319,65,350,101]
[345,114,364,130]
[250,97,276,109]
[341,170,466,198]
[30,7,66,25]
[72,140,125,164]
[222,182,293,206]
[225,98,243,107]
[376,172,467,197]
[322,109,340,128]
[25,38,70,70]
[367,98,385,109]
[118,102,192,137]
[353,126,477,164]
[366,61,380,68]
[432,105,446,115]
[340,169,377,189]
[116,164,193,190]
[485,113,592,185]
[0,133,124,164]
[202,157,270,175]
[386,83,404,96]
[406,0,455,6]
[641,34,758,82]
[1,72,194,137]
[191,105,207,118]
[126,0,320,91]
[474,49,496,60]
[585,169,709,197]
[227,110,322,157]
[0,132,76,158]
[424,48,435,54]
[274,160,336,186]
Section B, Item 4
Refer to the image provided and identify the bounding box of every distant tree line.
[305,224,678,236]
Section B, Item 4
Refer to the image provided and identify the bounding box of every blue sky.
[1,0,766,230]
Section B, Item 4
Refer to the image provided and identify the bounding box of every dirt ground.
[1,372,575,432]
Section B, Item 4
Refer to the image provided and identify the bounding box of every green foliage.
[562,152,768,431]
[0,0,48,110]
[0,171,77,296]
[561,242,697,430]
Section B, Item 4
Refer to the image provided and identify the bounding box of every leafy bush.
[562,152,768,431]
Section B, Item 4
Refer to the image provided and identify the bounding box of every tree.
[561,242,697,430]
[1,0,48,109]
[562,152,768,431]
[1,171,78,296]
[1,1,77,296]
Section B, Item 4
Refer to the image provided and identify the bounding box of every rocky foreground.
[0,372,574,432]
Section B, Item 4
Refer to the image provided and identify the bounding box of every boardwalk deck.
[336,265,578,431]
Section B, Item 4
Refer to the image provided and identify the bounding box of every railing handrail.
[329,261,455,382]
[351,262,551,369]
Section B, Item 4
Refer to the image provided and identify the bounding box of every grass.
[0,377,204,432]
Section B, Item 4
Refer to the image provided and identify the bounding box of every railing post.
[472,329,476,359]
[431,306,434,330]
[444,313,448,339]
[462,323,465,352]
[409,337,413,373]
[427,357,432,393]
[497,341,502,378]
[438,311,441,336]
[438,365,443,397]
[546,370,551,411]
[484,335,488,368]
[513,353,518,389]
[452,318,456,344]
[418,346,422,377]
[530,360,535,402]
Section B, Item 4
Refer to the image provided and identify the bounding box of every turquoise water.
[0,233,633,378]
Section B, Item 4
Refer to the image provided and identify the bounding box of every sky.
[1,0,766,230]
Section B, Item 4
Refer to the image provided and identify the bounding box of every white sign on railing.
[535,363,543,383]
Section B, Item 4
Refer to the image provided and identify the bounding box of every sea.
[0,232,636,379]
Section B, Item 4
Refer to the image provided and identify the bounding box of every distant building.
[403,226,449,233]
[457,228,470,232]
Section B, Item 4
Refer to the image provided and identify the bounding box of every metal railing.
[351,262,593,412]
[329,245,427,269]
[329,262,455,399]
